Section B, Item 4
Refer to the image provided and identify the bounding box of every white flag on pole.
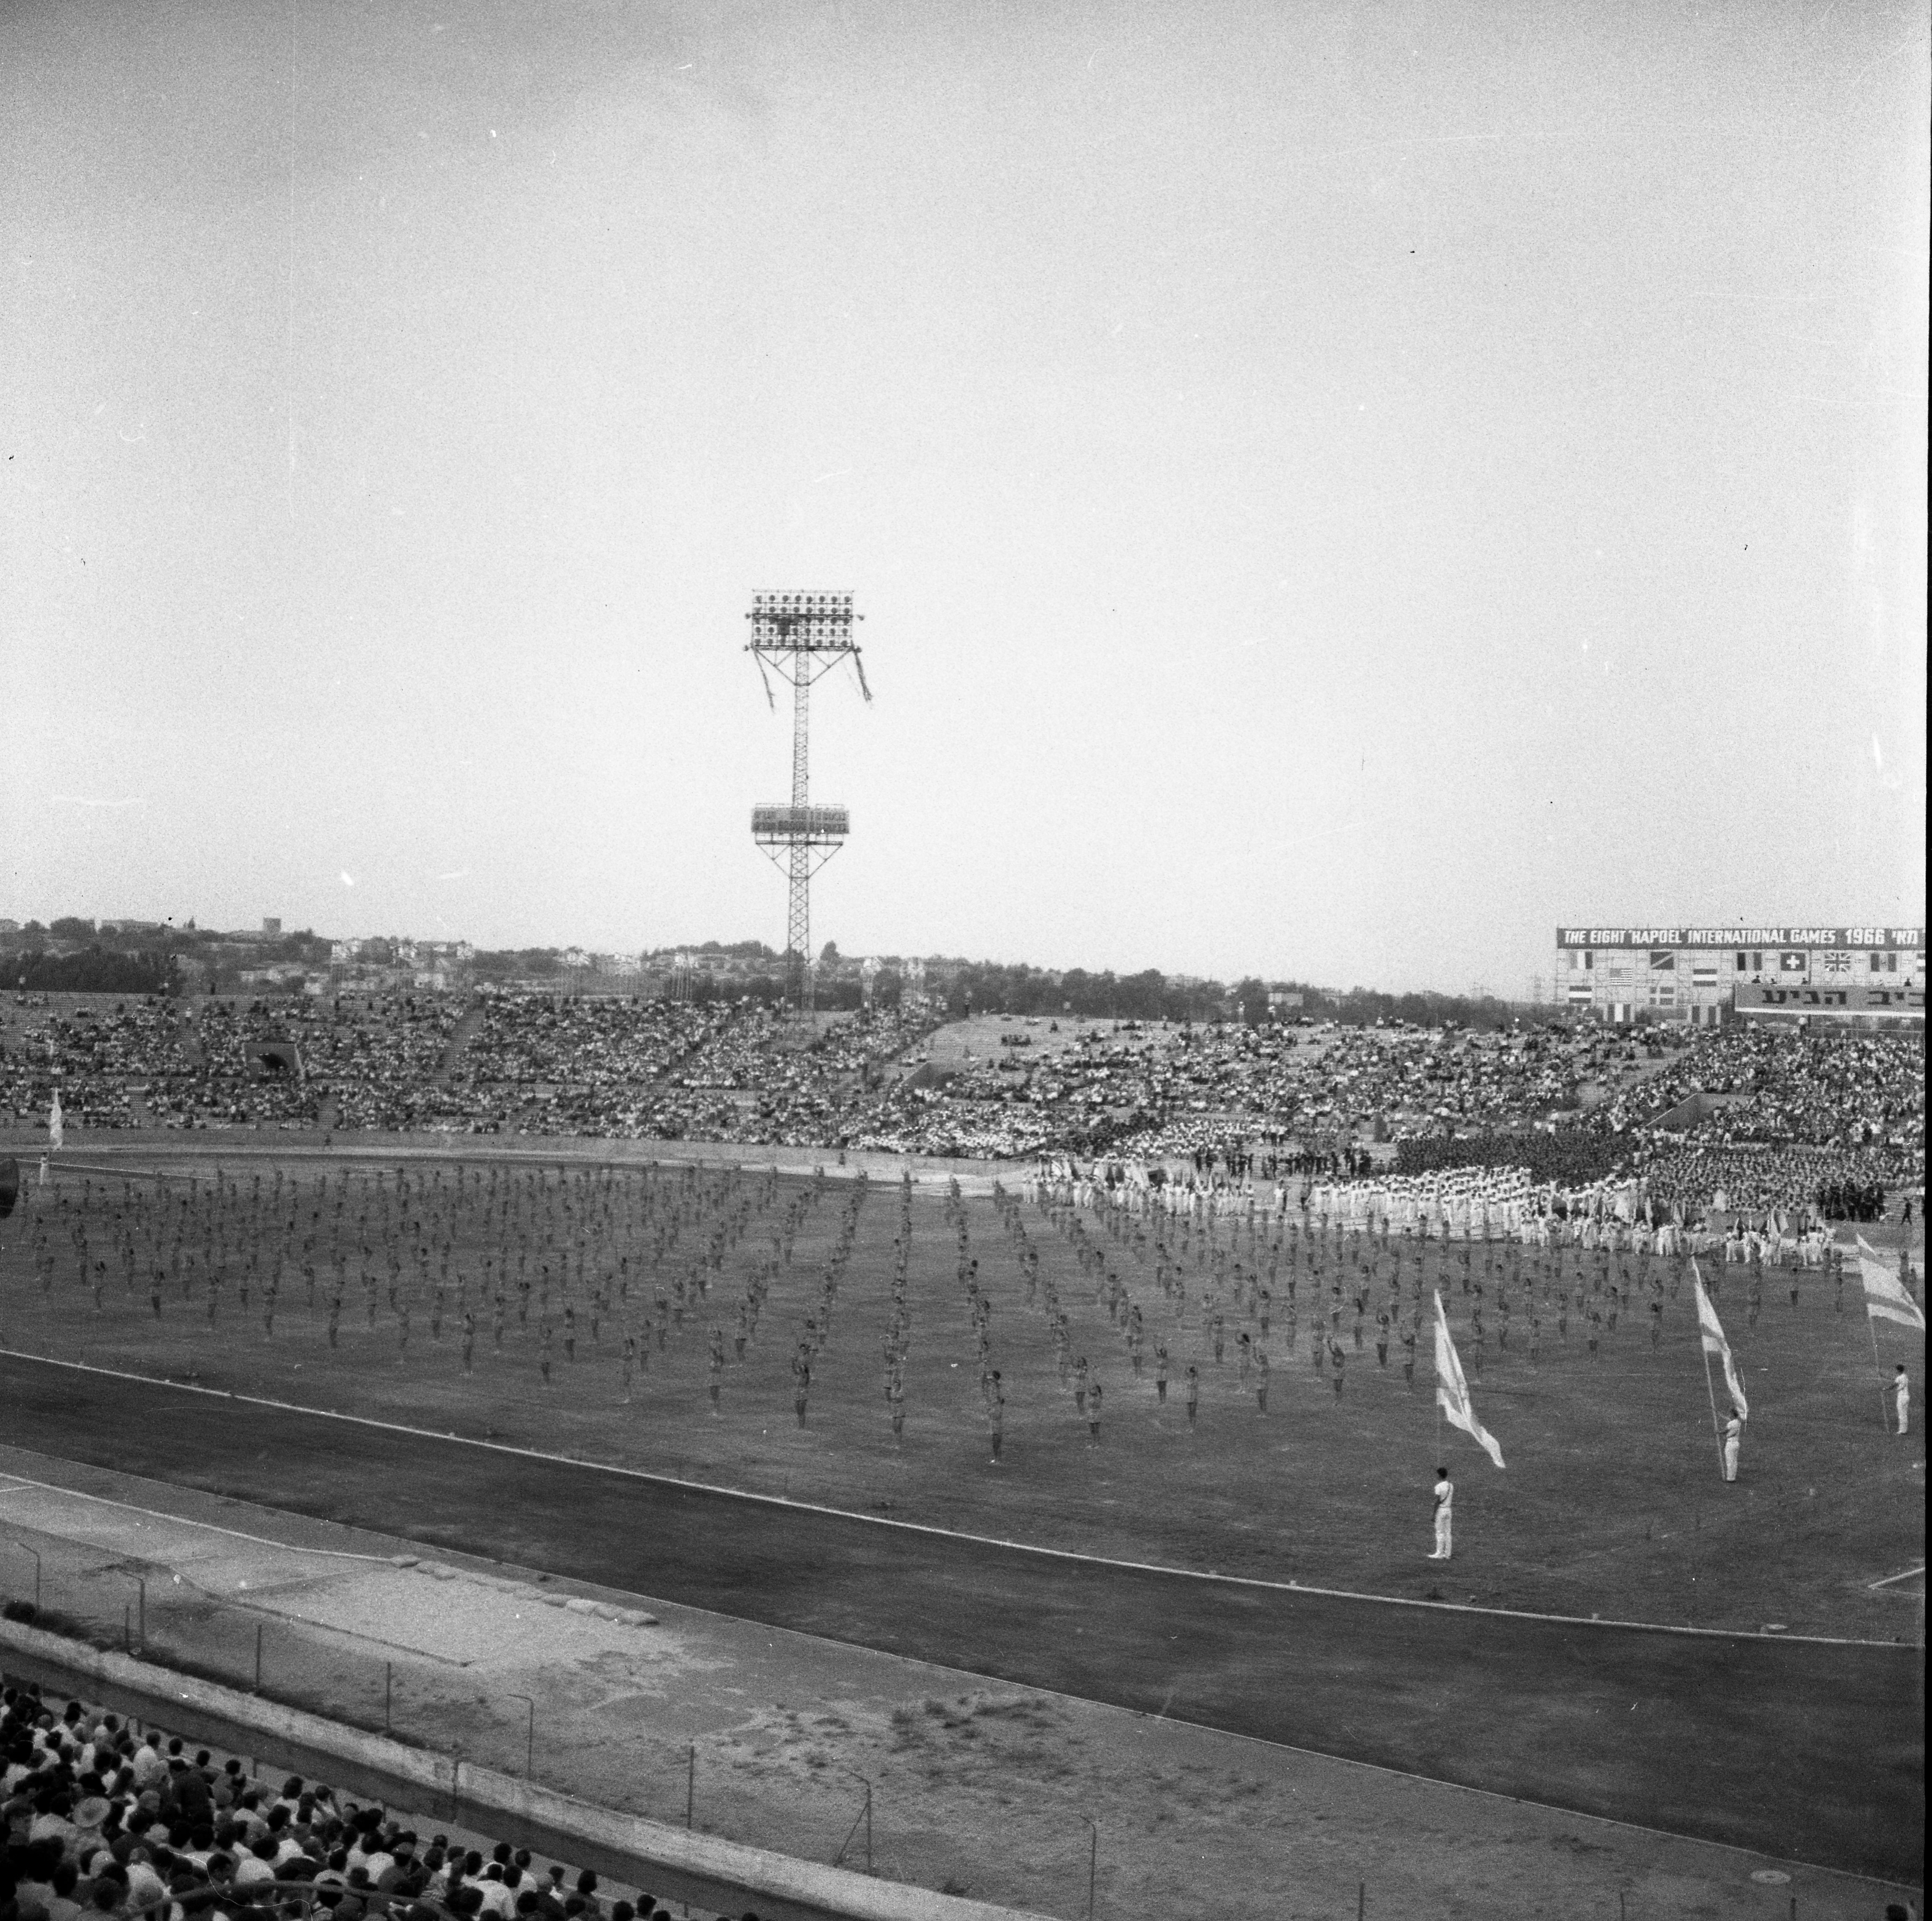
[1692,1263,1748,1418]
[48,1093,64,1153]
[1432,1290,1504,1468]
[1856,1236,1926,1332]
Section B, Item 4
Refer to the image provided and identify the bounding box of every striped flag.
[1432,1291,1504,1468]
[1692,1263,1748,1416]
[1857,1237,1926,1331]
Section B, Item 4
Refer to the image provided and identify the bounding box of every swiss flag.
[1779,951,1807,972]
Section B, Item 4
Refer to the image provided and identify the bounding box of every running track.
[0,1354,1920,1883]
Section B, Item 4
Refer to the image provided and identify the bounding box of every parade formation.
[0,1070,1919,1633]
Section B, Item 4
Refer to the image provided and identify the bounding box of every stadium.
[3,5,1925,1921]
[0,917,1924,1915]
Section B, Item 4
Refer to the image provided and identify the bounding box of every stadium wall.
[1554,924,1924,1026]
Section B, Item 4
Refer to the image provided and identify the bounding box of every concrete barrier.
[0,1618,1051,1921]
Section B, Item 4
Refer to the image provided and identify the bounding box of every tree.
[15,946,175,994]
[820,941,841,966]
[49,917,96,940]
[1232,976,1271,1025]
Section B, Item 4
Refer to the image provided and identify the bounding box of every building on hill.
[1556,924,1924,1028]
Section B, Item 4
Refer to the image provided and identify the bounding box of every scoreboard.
[1554,926,1925,1025]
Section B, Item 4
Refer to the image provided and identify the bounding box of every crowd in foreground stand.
[0,1690,759,1921]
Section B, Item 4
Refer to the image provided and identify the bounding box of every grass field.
[0,1140,1922,1640]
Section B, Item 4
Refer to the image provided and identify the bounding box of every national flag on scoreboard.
[1649,949,1675,971]
[1779,951,1807,973]
[1692,1263,1748,1416]
[1567,982,1593,1002]
[1821,950,1852,975]
[1857,1236,1926,1331]
[1433,1291,1505,1468]
[1691,962,1718,984]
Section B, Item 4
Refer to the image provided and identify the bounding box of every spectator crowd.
[0,991,1920,1217]
[0,1688,728,1921]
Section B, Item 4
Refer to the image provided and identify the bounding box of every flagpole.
[1865,1309,1892,1432]
[1699,1338,1725,1476]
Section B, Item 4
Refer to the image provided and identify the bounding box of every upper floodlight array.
[747,591,858,651]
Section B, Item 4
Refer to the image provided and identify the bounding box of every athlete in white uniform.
[1428,1468,1453,1559]
[1894,1365,1911,1437]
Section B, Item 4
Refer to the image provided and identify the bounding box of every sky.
[3,0,1926,997]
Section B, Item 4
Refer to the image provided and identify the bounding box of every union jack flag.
[1822,950,1852,974]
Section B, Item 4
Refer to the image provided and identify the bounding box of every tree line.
[8,946,179,995]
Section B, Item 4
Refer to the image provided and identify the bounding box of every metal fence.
[1,1543,1109,1918]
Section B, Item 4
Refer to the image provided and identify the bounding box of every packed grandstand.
[0,1687,707,1921]
[0,989,1920,1218]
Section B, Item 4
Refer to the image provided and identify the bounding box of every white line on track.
[3,1346,1913,1651]
[0,1474,394,1567]
[1866,1563,1926,1590]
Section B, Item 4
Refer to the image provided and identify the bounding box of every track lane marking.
[0,1473,394,1567]
[1,1347,1914,1652]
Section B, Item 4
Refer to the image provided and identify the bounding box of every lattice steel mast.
[746,590,869,1012]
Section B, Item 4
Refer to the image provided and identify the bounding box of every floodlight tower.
[746,590,870,1014]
